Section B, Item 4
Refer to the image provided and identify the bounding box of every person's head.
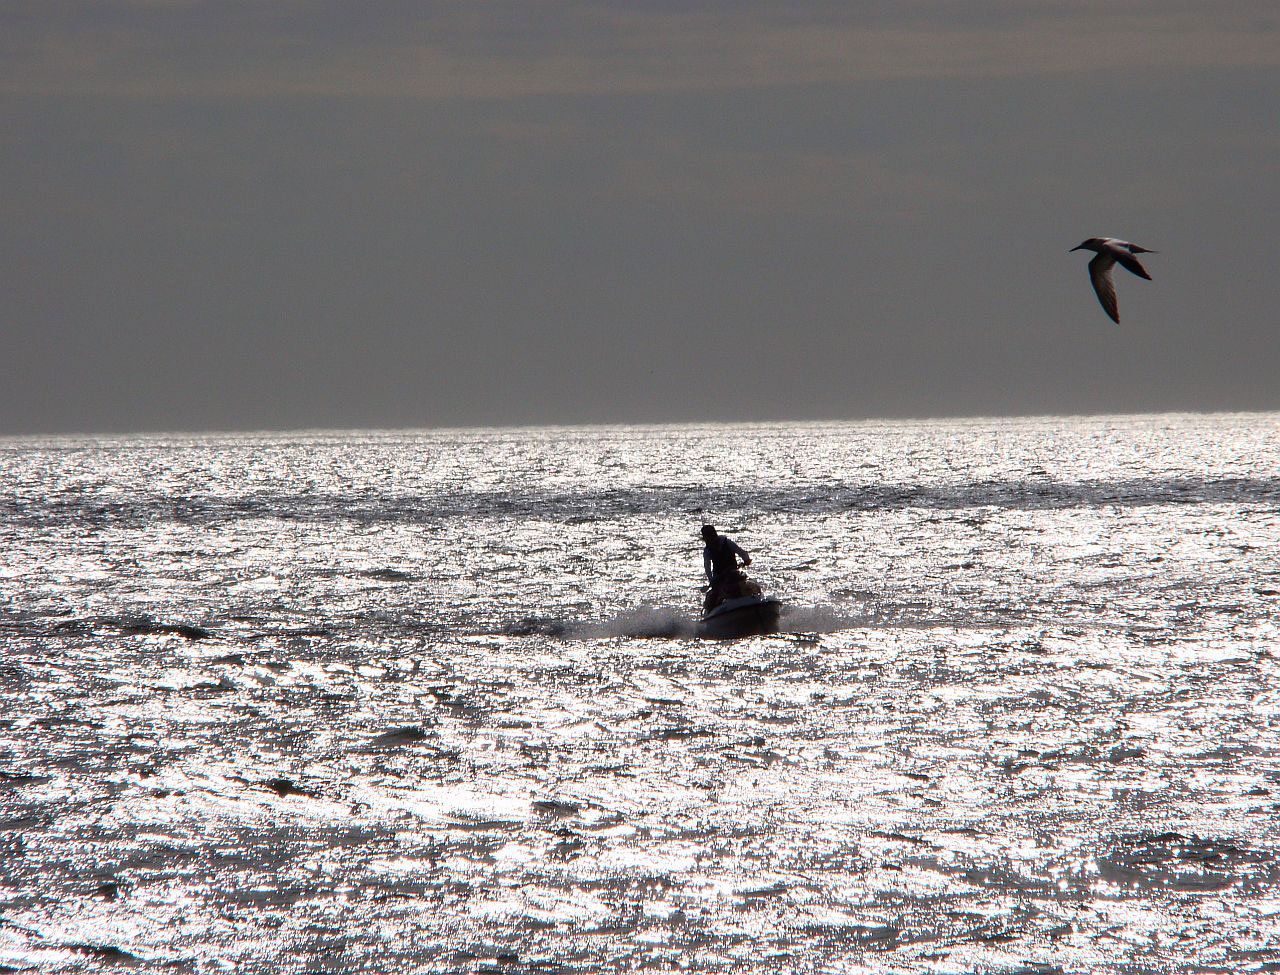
[700,524,717,543]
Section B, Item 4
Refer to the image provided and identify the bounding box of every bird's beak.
[1069,245,1083,252]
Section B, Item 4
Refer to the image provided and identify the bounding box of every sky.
[3,1,1279,434]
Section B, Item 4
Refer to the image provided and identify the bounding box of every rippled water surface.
[2,414,1279,973]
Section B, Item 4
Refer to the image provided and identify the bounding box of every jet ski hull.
[697,596,782,640]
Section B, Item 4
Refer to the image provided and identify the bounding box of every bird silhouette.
[1070,237,1156,324]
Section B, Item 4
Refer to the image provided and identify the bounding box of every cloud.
[2,1,1278,100]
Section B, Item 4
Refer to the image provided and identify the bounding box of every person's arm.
[729,539,751,567]
[703,548,714,582]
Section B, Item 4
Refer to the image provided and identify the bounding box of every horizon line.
[3,406,1277,443]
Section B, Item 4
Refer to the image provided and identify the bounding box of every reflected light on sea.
[1,413,1278,972]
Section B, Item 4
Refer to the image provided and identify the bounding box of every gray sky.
[3,1,1278,434]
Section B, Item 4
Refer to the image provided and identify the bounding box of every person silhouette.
[700,524,752,612]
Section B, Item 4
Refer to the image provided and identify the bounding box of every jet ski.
[697,594,783,640]
[697,572,782,639]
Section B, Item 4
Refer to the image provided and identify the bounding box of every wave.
[570,606,698,640]
[7,475,1277,531]
[776,604,871,634]
[505,602,870,641]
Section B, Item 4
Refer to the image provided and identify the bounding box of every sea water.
[1,413,1278,973]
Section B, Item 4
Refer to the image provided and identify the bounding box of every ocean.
[2,413,1278,973]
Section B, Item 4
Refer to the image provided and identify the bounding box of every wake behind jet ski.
[697,524,782,639]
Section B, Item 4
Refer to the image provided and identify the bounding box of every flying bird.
[1070,237,1157,324]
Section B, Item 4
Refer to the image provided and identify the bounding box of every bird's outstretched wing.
[1088,252,1120,324]
[1113,248,1152,280]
